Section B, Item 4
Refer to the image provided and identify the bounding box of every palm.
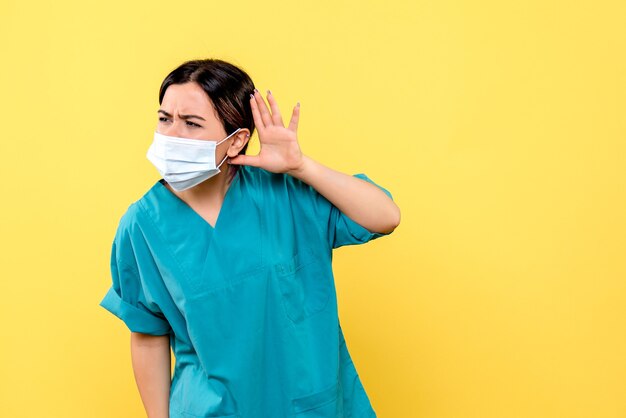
[228,89,303,174]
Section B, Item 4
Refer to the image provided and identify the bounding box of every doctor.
[100,58,400,418]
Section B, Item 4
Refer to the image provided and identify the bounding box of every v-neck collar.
[154,169,242,231]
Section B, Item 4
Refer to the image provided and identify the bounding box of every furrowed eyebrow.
[157,109,206,121]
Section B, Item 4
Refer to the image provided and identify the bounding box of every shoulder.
[109,181,168,265]
[117,202,141,231]
[111,202,142,251]
[240,166,316,201]
[237,164,303,194]
[116,179,166,233]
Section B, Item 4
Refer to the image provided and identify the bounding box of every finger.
[266,90,284,127]
[228,154,262,167]
[249,93,265,131]
[287,102,300,132]
[253,89,273,127]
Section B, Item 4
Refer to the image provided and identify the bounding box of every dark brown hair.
[158,58,256,179]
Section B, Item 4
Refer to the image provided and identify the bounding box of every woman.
[100,58,400,418]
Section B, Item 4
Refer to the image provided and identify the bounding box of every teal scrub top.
[99,164,395,418]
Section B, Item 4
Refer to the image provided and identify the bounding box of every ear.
[227,129,251,157]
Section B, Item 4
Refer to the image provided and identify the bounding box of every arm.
[130,332,171,418]
[230,89,400,234]
[288,155,401,234]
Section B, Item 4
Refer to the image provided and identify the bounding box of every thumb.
[228,154,261,167]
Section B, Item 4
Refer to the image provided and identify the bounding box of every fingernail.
[250,93,254,99]
[253,88,258,93]
[296,102,300,107]
[267,89,272,95]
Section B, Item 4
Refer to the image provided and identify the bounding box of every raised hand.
[227,89,304,174]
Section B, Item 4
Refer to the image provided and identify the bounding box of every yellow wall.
[1,0,624,417]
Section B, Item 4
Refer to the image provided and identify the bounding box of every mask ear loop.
[216,153,229,169]
[216,128,248,168]
[216,127,242,146]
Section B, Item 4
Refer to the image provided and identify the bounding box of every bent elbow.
[378,204,401,234]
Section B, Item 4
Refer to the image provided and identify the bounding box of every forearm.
[130,332,171,418]
[288,155,401,234]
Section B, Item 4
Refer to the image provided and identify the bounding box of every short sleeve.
[286,171,396,250]
[328,173,395,249]
[99,220,172,336]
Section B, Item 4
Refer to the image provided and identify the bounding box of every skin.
[132,81,402,417]
[130,332,170,418]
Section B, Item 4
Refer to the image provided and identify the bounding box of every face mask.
[146,128,242,192]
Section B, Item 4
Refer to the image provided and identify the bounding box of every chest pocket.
[275,247,332,324]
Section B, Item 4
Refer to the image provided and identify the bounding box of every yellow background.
[1,0,624,417]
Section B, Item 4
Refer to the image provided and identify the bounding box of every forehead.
[161,82,215,116]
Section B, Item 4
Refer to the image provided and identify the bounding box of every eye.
[186,121,201,128]
[158,116,169,123]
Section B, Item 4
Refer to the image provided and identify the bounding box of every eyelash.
[158,117,201,128]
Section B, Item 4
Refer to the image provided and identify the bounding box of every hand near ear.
[228,89,304,175]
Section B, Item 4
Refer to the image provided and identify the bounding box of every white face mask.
[146,128,242,191]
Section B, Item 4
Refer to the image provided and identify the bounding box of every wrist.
[287,154,314,179]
